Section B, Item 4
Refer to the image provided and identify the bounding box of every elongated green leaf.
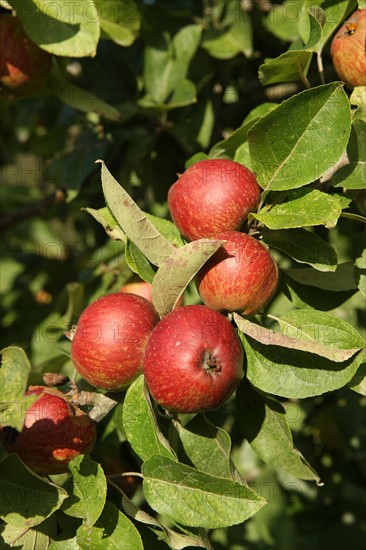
[236,382,320,482]
[122,376,176,462]
[99,161,175,266]
[0,455,67,528]
[355,241,366,299]
[94,0,140,46]
[152,239,224,316]
[142,456,266,528]
[248,83,351,191]
[332,119,366,190]
[62,455,107,527]
[145,213,185,248]
[262,228,337,271]
[283,261,357,291]
[125,240,156,284]
[202,17,252,59]
[174,415,236,480]
[209,103,277,159]
[252,189,351,229]
[83,207,126,242]
[234,313,362,362]
[0,518,55,550]
[259,50,312,85]
[10,0,100,57]
[242,332,364,399]
[77,502,143,550]
[46,77,122,122]
[0,347,38,431]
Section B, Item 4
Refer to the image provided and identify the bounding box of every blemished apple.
[144,305,244,413]
[196,231,279,315]
[0,386,96,475]
[330,9,366,88]
[71,293,160,391]
[0,14,52,91]
[168,159,261,241]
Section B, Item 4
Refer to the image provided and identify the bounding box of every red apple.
[144,305,244,413]
[0,14,52,92]
[0,386,96,475]
[168,159,261,241]
[71,293,160,391]
[196,231,279,315]
[330,9,366,88]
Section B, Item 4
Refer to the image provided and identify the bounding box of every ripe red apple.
[168,159,261,241]
[71,293,160,391]
[196,231,279,315]
[0,14,52,92]
[144,305,244,413]
[0,386,96,475]
[330,9,366,88]
[120,278,184,307]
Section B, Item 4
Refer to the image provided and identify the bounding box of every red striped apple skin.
[168,159,261,241]
[0,15,52,91]
[196,231,279,315]
[71,293,160,391]
[0,386,96,475]
[144,305,244,413]
[330,9,366,89]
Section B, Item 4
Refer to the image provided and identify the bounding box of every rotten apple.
[71,293,160,391]
[0,386,96,475]
[330,9,366,88]
[0,14,52,92]
[196,231,279,315]
[168,159,261,241]
[144,305,244,413]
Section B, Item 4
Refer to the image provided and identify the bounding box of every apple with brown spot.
[330,9,366,88]
[0,386,96,475]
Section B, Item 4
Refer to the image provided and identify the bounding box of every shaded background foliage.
[0,0,365,548]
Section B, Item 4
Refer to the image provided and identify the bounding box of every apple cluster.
[69,159,278,412]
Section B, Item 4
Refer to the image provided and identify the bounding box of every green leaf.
[209,103,277,159]
[248,83,352,191]
[46,77,122,122]
[0,347,37,431]
[144,213,184,248]
[83,207,126,243]
[77,501,143,550]
[152,239,224,316]
[62,455,107,527]
[202,16,253,59]
[142,456,266,528]
[355,239,366,299]
[259,50,313,86]
[9,0,100,57]
[236,382,320,482]
[122,376,177,462]
[252,189,351,229]
[332,119,366,190]
[261,228,337,271]
[174,415,239,481]
[242,320,364,399]
[99,161,175,266]
[283,261,358,291]
[264,1,302,42]
[0,518,56,549]
[234,312,362,362]
[94,0,140,46]
[125,240,156,284]
[0,455,67,528]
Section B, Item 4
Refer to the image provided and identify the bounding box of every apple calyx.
[202,350,222,373]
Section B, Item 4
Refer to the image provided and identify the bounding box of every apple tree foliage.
[0,0,365,548]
